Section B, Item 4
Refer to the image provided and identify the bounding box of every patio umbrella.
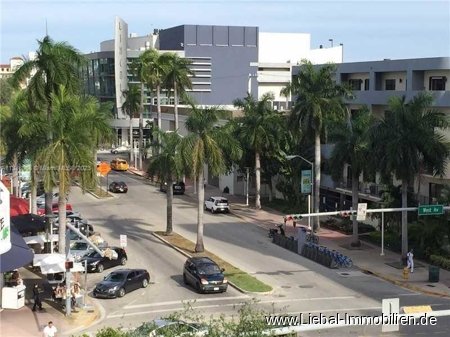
[11,214,46,235]
[10,196,29,216]
[0,224,34,272]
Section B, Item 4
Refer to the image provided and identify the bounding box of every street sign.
[382,298,399,332]
[301,170,312,194]
[418,204,444,216]
[356,203,368,221]
[97,162,111,177]
[120,234,127,248]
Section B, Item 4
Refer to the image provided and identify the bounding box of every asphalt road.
[69,158,450,336]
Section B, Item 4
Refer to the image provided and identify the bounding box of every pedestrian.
[407,248,414,273]
[43,321,57,337]
[32,283,43,311]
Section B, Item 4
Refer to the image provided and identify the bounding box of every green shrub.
[430,255,450,270]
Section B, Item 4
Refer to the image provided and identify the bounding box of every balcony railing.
[336,181,387,198]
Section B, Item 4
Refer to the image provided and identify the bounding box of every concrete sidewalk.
[127,166,450,298]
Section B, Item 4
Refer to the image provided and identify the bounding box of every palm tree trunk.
[12,153,19,197]
[166,177,173,235]
[314,132,321,231]
[58,171,67,255]
[195,169,205,252]
[45,102,53,219]
[157,84,162,129]
[268,176,274,202]
[129,116,134,166]
[255,151,261,209]
[401,179,408,261]
[174,80,179,131]
[139,82,144,170]
[30,162,37,214]
[351,171,360,246]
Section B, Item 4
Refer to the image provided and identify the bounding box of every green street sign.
[418,205,444,216]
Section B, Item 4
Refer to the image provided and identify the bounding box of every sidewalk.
[0,267,101,337]
[127,167,450,298]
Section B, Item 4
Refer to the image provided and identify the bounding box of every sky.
[1,0,449,63]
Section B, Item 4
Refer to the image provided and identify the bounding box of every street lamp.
[286,155,314,230]
[329,38,334,47]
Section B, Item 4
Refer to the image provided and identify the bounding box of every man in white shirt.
[43,321,57,337]
[407,249,414,273]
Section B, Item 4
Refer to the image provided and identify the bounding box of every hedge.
[430,255,450,270]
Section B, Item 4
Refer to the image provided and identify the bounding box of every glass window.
[364,79,370,91]
[385,79,396,90]
[348,79,362,91]
[429,77,446,91]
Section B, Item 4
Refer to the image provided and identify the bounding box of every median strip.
[153,231,272,293]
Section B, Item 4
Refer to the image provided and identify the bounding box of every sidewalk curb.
[73,182,115,200]
[62,297,105,336]
[151,232,270,295]
[360,268,450,299]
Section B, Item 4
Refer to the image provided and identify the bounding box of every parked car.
[69,240,96,261]
[80,247,127,273]
[110,158,129,171]
[21,182,44,199]
[204,197,230,214]
[93,269,150,298]
[133,319,209,337]
[159,181,185,195]
[36,192,67,207]
[37,203,73,216]
[183,257,228,293]
[109,181,128,193]
[110,145,130,154]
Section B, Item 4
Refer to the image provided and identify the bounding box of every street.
[70,159,450,336]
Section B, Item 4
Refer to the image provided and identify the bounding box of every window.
[429,77,446,91]
[348,79,362,91]
[385,79,396,90]
[364,79,370,91]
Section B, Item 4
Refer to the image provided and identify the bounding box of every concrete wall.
[259,32,310,63]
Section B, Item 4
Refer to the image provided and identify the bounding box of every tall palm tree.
[148,129,183,234]
[122,85,141,167]
[289,60,350,231]
[180,106,242,252]
[21,86,111,253]
[329,107,372,246]
[164,53,193,131]
[11,35,85,218]
[234,93,284,209]
[371,93,449,259]
[280,81,293,110]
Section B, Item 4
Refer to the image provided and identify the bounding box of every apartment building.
[0,57,23,79]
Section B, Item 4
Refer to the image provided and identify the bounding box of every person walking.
[43,321,57,337]
[32,283,43,311]
[407,248,414,273]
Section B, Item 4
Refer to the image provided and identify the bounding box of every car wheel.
[183,273,188,285]
[113,150,118,154]
[120,257,127,265]
[211,208,215,214]
[96,264,104,273]
[118,288,125,297]
[142,278,149,288]
[196,282,202,293]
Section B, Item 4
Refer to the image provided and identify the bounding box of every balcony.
[334,181,386,202]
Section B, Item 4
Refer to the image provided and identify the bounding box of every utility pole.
[245,167,250,206]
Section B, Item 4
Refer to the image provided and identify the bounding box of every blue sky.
[1,0,449,63]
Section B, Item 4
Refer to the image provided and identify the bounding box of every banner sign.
[301,170,312,194]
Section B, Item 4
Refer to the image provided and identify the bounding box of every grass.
[88,186,113,198]
[262,198,303,215]
[155,231,272,293]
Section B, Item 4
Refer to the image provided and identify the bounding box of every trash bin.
[429,265,440,282]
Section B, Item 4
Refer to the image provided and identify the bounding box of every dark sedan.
[80,247,127,273]
[93,269,150,298]
[183,257,228,293]
[159,181,185,195]
[109,181,128,193]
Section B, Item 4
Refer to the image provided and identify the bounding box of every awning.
[10,196,29,217]
[0,224,34,272]
[11,214,46,235]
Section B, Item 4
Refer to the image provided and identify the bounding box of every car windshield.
[105,273,125,282]
[197,263,221,275]
[71,242,87,250]
[86,251,101,258]
[216,199,228,204]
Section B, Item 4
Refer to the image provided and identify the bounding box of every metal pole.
[310,162,315,231]
[50,220,53,253]
[84,260,88,307]
[381,211,385,256]
[246,167,249,206]
[307,194,311,230]
[65,229,71,316]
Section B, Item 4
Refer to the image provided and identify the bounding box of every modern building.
[313,57,450,209]
[0,57,23,79]
[83,17,342,155]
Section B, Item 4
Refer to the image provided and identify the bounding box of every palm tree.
[163,53,193,131]
[289,60,350,231]
[11,35,85,218]
[180,106,242,252]
[329,107,372,246]
[21,86,111,254]
[371,92,449,259]
[234,93,284,209]
[122,85,141,167]
[148,129,183,234]
[280,81,293,110]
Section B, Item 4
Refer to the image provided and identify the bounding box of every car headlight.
[200,278,209,285]
[108,286,119,292]
[223,278,228,284]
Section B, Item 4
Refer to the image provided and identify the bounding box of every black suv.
[160,181,185,195]
[80,247,127,273]
[183,257,228,293]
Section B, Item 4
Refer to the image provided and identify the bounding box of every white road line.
[398,293,420,296]
[284,306,382,315]
[123,295,249,309]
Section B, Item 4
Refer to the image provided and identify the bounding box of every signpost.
[301,170,312,194]
[97,162,111,191]
[120,234,127,248]
[418,205,444,216]
[356,203,368,221]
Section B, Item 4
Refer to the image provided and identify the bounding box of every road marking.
[123,295,249,309]
[402,305,432,314]
[284,306,382,315]
[398,293,420,296]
